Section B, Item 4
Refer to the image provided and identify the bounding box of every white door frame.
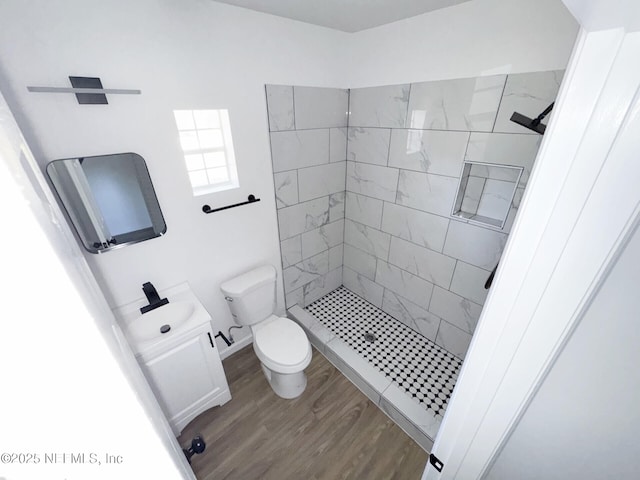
[0,91,196,479]
[423,9,640,480]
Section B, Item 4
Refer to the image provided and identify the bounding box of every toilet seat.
[253,315,312,374]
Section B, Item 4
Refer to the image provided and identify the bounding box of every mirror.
[47,152,166,253]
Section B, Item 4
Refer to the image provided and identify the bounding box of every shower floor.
[288,286,463,450]
[307,287,461,417]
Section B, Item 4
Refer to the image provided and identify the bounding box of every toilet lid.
[254,316,310,367]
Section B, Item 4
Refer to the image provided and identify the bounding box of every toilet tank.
[220,265,276,326]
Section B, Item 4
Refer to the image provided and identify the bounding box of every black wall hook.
[202,194,260,214]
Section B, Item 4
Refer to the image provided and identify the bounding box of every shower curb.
[288,305,438,452]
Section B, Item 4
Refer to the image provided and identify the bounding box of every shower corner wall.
[266,84,348,309]
[266,70,563,361]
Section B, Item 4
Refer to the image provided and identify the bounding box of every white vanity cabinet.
[137,322,231,435]
[114,283,231,436]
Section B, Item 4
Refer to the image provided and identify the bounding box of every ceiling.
[212,0,473,33]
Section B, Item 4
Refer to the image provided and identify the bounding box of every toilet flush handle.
[225,296,233,302]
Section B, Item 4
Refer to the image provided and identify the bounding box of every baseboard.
[218,333,253,360]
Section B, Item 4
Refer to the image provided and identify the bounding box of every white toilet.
[220,265,312,399]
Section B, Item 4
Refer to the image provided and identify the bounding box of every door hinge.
[429,453,444,472]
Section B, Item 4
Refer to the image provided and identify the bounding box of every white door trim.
[0,90,196,479]
[423,26,640,479]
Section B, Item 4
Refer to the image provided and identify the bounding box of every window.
[173,109,239,195]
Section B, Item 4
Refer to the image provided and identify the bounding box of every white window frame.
[174,109,239,196]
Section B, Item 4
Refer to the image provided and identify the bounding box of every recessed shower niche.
[451,162,523,230]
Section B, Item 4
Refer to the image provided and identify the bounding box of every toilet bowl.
[220,265,312,399]
[253,315,312,398]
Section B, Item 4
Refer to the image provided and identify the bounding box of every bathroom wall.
[0,0,578,357]
[266,85,348,307]
[0,91,191,479]
[343,71,563,359]
[0,0,349,355]
[344,0,578,87]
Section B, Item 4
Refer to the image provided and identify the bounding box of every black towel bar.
[202,194,260,214]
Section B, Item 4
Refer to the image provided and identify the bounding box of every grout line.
[475,177,488,216]
[293,169,299,206]
[274,156,340,175]
[346,86,352,132]
[273,165,312,175]
[272,125,354,133]
[440,317,474,338]
[386,235,391,262]
[278,194,330,211]
[349,154,529,181]
[341,87,350,249]
[448,260,458,291]
[380,200,388,231]
[426,280,438,312]
[385,128,392,167]
[266,107,293,305]
[341,124,536,136]
[394,165,402,203]
[345,175,467,224]
[441,217,453,254]
[490,75,509,133]
[425,283,435,312]
[404,83,412,128]
[265,85,273,132]
[433,319,443,347]
[292,182,346,205]
[455,258,493,274]
[291,86,297,131]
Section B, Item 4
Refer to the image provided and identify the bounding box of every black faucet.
[140,282,169,314]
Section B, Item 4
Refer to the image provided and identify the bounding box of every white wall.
[0,0,348,354]
[344,0,578,87]
[484,219,640,480]
[563,0,640,32]
[0,0,578,358]
[0,90,192,479]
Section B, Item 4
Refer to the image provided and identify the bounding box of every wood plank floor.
[178,345,428,480]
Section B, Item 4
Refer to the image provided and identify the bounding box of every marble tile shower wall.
[343,70,563,359]
[266,85,349,308]
[265,71,562,359]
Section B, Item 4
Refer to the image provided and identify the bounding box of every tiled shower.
[266,71,562,445]
[268,70,562,355]
[268,85,349,309]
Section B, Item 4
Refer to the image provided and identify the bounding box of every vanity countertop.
[113,282,212,357]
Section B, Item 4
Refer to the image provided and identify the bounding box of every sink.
[113,282,213,355]
[128,302,195,343]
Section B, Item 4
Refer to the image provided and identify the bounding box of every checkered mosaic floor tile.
[306,286,462,417]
